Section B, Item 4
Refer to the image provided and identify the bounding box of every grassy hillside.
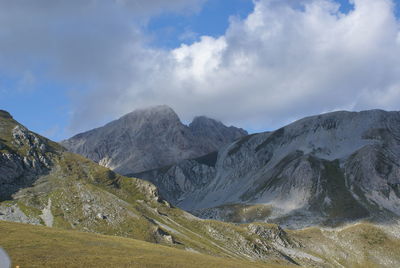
[291,222,400,267]
[0,220,285,268]
[0,111,299,266]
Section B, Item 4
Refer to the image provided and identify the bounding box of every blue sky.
[0,0,255,140]
[1,0,400,141]
[2,0,256,140]
[147,0,254,48]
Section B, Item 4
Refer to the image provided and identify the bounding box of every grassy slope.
[0,220,284,268]
[13,152,287,260]
[291,222,400,268]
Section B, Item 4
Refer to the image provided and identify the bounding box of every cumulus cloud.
[0,0,203,131]
[73,0,400,133]
[2,0,400,134]
[0,0,203,79]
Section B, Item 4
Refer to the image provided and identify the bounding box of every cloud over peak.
[2,0,400,134]
[80,0,399,132]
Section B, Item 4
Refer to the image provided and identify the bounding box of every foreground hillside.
[137,110,400,228]
[2,220,400,268]
[0,221,280,268]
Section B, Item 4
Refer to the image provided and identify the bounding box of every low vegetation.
[291,222,400,267]
[0,220,285,268]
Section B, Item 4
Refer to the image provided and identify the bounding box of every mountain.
[61,105,247,175]
[136,110,400,228]
[1,109,400,267]
[0,109,308,266]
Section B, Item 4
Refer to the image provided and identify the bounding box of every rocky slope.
[0,109,306,266]
[61,105,247,174]
[136,110,400,228]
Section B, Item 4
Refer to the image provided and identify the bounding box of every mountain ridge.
[61,105,247,174]
[0,111,304,266]
[135,109,400,228]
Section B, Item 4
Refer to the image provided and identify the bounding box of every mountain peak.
[122,105,180,123]
[190,115,248,137]
[0,110,13,119]
[62,105,247,174]
[128,105,176,114]
[190,116,222,127]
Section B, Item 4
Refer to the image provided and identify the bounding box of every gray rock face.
[61,105,247,174]
[189,116,247,149]
[137,110,400,228]
[0,121,57,201]
[134,152,218,205]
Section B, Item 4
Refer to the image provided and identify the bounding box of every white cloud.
[173,36,227,82]
[0,0,203,132]
[114,0,205,16]
[16,71,36,92]
[2,0,400,134]
[178,27,200,43]
[77,0,400,133]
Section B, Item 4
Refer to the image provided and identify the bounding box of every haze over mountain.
[137,109,400,228]
[61,105,247,174]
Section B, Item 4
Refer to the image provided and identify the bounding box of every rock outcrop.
[0,111,61,200]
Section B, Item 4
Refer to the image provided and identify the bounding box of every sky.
[1,0,400,141]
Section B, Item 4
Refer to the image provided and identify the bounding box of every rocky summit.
[137,109,400,228]
[61,105,247,175]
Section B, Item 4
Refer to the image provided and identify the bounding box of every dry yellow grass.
[0,220,288,268]
[290,222,400,268]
